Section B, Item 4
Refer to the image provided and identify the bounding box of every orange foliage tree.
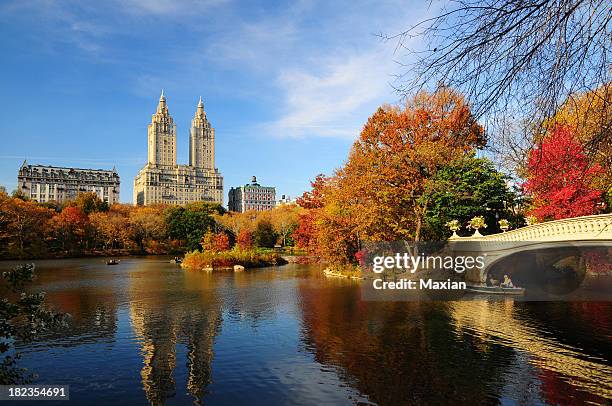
[236,229,253,250]
[0,193,54,258]
[337,88,485,242]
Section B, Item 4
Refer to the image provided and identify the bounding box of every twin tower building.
[133,91,223,206]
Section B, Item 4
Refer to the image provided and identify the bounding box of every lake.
[2,257,610,405]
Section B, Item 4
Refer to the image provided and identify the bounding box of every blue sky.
[0,0,434,204]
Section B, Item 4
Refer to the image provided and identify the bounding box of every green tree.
[254,220,278,248]
[165,203,224,251]
[423,156,518,238]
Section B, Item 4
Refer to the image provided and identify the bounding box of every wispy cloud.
[202,0,430,139]
[119,0,229,17]
[268,49,396,138]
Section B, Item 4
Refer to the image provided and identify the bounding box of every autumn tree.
[269,204,302,246]
[294,175,331,255]
[523,126,605,220]
[311,195,361,266]
[49,206,89,252]
[236,229,253,250]
[337,88,485,242]
[213,232,230,252]
[544,84,611,208]
[0,197,54,258]
[70,192,109,214]
[129,206,167,251]
[90,209,131,250]
[296,174,329,209]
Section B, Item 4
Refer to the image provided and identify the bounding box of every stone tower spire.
[189,97,214,169]
[147,90,177,167]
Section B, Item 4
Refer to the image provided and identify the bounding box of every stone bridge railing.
[454,214,612,242]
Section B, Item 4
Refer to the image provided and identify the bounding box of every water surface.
[2,257,610,405]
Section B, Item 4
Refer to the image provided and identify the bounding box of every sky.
[0,0,435,205]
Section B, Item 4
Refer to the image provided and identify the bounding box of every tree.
[213,232,230,252]
[165,203,223,251]
[254,220,278,248]
[293,175,332,255]
[523,126,605,220]
[296,174,329,209]
[236,229,253,250]
[129,206,167,251]
[424,156,518,238]
[71,192,108,214]
[269,204,302,246]
[49,206,89,252]
[311,197,361,266]
[90,210,131,250]
[293,210,318,252]
[545,84,611,208]
[336,88,485,242]
[390,0,609,150]
[1,264,66,384]
[0,198,54,258]
[200,231,215,252]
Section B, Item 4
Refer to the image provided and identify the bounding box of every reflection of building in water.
[129,269,222,405]
[450,301,612,402]
[130,304,178,404]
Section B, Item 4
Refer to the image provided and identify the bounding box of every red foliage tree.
[213,232,230,252]
[293,210,318,252]
[523,126,605,221]
[236,229,253,250]
[296,174,329,209]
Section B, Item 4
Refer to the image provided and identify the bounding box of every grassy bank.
[181,248,288,271]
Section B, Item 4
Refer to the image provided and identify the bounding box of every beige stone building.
[133,92,223,206]
[17,161,120,204]
[228,176,276,212]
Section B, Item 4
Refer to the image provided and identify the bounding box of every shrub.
[182,248,287,271]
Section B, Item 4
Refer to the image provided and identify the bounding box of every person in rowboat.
[501,274,514,288]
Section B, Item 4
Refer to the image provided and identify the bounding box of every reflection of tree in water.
[30,289,118,346]
[129,269,222,405]
[297,283,515,405]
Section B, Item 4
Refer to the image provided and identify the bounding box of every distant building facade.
[276,194,296,206]
[17,161,120,204]
[133,92,223,206]
[228,176,276,212]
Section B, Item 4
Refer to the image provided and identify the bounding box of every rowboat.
[466,285,525,295]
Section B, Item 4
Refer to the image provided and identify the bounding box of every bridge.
[446,214,612,284]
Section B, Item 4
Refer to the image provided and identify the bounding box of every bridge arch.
[446,214,612,284]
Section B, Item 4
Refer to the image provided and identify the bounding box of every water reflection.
[297,278,611,405]
[128,262,222,405]
[2,259,610,405]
